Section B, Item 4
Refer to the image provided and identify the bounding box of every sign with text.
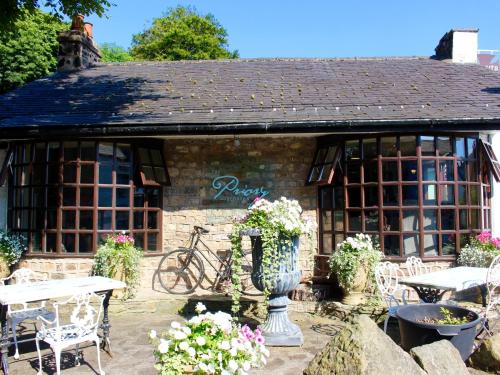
[211,175,270,205]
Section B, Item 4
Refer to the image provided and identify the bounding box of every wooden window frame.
[306,144,341,185]
[479,139,500,182]
[136,146,171,187]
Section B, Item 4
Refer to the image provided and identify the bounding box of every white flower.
[173,331,187,340]
[179,341,189,351]
[219,340,231,350]
[149,329,157,339]
[228,360,238,372]
[196,336,206,346]
[182,326,192,335]
[229,347,237,357]
[195,302,207,313]
[242,361,251,371]
[158,339,169,354]
[197,363,209,372]
[189,316,202,325]
[208,363,216,373]
[221,370,230,375]
[187,347,196,357]
[170,321,181,329]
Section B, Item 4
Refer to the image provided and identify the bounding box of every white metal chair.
[482,254,500,336]
[405,256,429,277]
[0,268,55,359]
[36,292,105,375]
[375,261,409,333]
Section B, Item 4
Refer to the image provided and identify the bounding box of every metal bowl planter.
[396,303,481,360]
[248,231,304,346]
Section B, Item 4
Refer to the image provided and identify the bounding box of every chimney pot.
[84,22,93,38]
[57,20,101,72]
[71,14,85,31]
[434,29,478,64]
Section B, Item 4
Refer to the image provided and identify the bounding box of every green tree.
[99,43,134,62]
[0,9,67,94]
[0,0,111,26]
[130,6,239,61]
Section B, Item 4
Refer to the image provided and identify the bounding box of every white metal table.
[0,276,126,375]
[400,266,488,304]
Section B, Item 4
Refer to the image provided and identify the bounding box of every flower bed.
[457,231,500,267]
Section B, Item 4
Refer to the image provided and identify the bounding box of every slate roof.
[1,57,500,136]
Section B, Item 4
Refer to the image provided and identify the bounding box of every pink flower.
[255,335,265,345]
[477,231,492,244]
[492,237,500,248]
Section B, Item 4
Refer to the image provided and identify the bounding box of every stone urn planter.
[0,257,10,279]
[247,231,304,346]
[340,262,368,305]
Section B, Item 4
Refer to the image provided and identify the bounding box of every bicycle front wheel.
[240,250,263,296]
[157,248,204,294]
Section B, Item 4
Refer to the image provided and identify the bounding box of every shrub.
[0,230,26,266]
[457,231,500,267]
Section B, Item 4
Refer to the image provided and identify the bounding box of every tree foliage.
[99,43,134,62]
[0,0,112,26]
[130,6,239,61]
[0,9,67,94]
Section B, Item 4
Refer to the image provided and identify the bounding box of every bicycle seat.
[194,226,210,234]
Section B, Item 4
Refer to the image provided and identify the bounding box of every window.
[312,134,493,258]
[6,141,168,254]
[136,147,170,186]
[306,144,341,185]
[479,140,500,182]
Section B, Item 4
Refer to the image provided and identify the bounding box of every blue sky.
[82,0,500,58]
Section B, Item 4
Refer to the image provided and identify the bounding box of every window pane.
[134,188,145,207]
[99,164,113,184]
[79,210,93,230]
[441,209,455,230]
[324,146,337,164]
[403,234,419,256]
[34,143,46,163]
[80,187,94,207]
[400,136,416,156]
[346,162,360,183]
[467,138,477,159]
[98,143,114,162]
[423,209,437,230]
[471,209,480,229]
[458,185,467,205]
[334,211,344,231]
[33,187,46,208]
[403,210,419,231]
[134,233,144,249]
[322,210,332,230]
[79,234,93,253]
[98,210,112,230]
[402,185,418,205]
[365,210,379,231]
[402,160,418,181]
[348,211,361,231]
[468,161,478,182]
[382,161,398,181]
[364,186,378,207]
[116,144,131,163]
[470,185,479,205]
[81,142,95,161]
[423,234,438,256]
[63,142,78,161]
[143,166,155,181]
[98,187,112,207]
[383,185,398,206]
[322,233,332,254]
[384,235,400,256]
[116,164,131,185]
[455,137,466,158]
[457,160,466,181]
[116,211,129,230]
[364,161,378,183]
[134,211,144,229]
[320,188,333,209]
[81,164,94,183]
[363,138,377,159]
[32,166,45,185]
[441,234,456,255]
[62,210,75,229]
[423,184,437,205]
[459,209,468,230]
[47,142,60,162]
[383,210,399,231]
[420,136,435,156]
[46,233,56,252]
[438,160,454,181]
[345,140,360,161]
[147,189,160,207]
[116,188,130,207]
[63,164,77,183]
[47,165,59,184]
[309,167,320,182]
[148,233,158,251]
[154,167,168,184]
[437,137,452,156]
[422,160,436,181]
[347,187,361,207]
[139,148,151,164]
[32,232,41,252]
[47,209,57,229]
[63,187,76,206]
[62,233,75,253]
[381,137,397,157]
[440,185,455,205]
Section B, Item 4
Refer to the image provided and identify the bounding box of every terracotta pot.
[340,262,368,305]
[71,14,84,31]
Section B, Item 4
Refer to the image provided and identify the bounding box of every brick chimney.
[57,15,101,72]
[434,29,478,64]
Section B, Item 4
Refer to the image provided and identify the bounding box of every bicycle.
[156,226,262,296]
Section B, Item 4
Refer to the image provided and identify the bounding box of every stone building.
[1,25,500,290]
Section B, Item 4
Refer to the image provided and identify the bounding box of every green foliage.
[329,234,383,293]
[91,233,142,300]
[130,6,239,61]
[1,0,112,26]
[99,43,134,62]
[438,307,469,325]
[457,231,500,267]
[0,230,26,266]
[0,9,66,94]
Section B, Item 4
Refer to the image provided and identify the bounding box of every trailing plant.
[328,233,383,293]
[417,307,472,325]
[0,230,26,266]
[91,233,142,300]
[149,302,269,374]
[230,197,315,314]
[457,231,500,267]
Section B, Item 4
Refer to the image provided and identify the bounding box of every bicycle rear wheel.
[240,249,263,296]
[157,248,204,294]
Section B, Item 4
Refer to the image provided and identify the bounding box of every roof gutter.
[1,117,500,139]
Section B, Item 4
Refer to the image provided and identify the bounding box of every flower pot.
[340,262,368,305]
[0,257,10,279]
[396,303,481,360]
[250,234,304,346]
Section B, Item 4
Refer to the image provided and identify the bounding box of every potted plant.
[457,231,500,267]
[91,233,142,300]
[230,197,315,346]
[149,302,269,374]
[0,231,26,278]
[328,233,383,305]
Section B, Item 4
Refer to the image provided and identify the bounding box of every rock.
[410,340,469,375]
[468,333,500,373]
[303,314,426,375]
